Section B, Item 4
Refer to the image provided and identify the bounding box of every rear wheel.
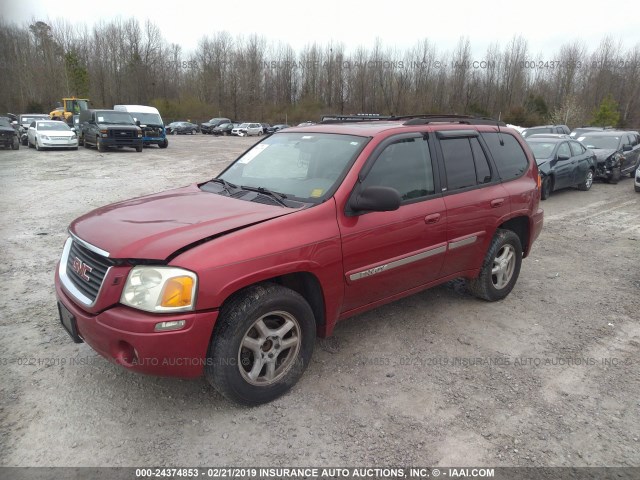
[468,229,523,302]
[578,169,594,191]
[205,283,315,406]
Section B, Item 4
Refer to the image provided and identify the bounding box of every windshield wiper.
[209,178,240,195]
[240,185,288,207]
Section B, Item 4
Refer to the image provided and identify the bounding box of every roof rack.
[320,113,505,126]
[320,114,391,123]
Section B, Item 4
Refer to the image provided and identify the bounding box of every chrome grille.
[64,240,115,303]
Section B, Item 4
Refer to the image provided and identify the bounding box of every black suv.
[0,117,20,149]
[522,125,570,138]
[576,130,640,183]
[200,117,232,134]
[80,110,143,152]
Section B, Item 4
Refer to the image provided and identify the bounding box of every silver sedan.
[28,120,79,150]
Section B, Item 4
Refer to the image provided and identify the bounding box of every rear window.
[482,132,529,180]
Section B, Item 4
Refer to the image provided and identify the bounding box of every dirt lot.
[1,135,639,468]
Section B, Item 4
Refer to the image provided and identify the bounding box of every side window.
[361,138,434,201]
[470,138,492,184]
[30,121,35,128]
[570,141,585,156]
[440,138,477,190]
[557,142,571,158]
[481,132,529,180]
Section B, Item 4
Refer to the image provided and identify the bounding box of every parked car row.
[523,126,640,199]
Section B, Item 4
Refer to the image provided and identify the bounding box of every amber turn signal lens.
[537,175,542,188]
[160,276,194,308]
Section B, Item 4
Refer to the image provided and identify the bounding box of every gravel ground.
[0,135,639,468]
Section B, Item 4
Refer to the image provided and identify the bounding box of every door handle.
[425,213,441,224]
[490,198,504,208]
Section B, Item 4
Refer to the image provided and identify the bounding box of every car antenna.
[497,112,504,146]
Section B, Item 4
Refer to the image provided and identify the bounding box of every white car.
[231,122,263,136]
[28,120,78,150]
[635,166,640,192]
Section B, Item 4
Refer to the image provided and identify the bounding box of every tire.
[78,136,84,146]
[191,129,196,135]
[609,167,621,184]
[468,229,523,302]
[159,138,168,148]
[135,145,143,152]
[540,176,552,200]
[205,283,315,406]
[172,130,177,135]
[97,137,106,152]
[35,139,41,151]
[631,170,637,179]
[12,137,19,150]
[578,169,594,191]
[258,131,263,136]
[635,185,640,192]
[21,137,28,146]
[28,138,33,148]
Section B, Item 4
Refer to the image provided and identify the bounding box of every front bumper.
[100,137,143,147]
[56,274,218,377]
[39,138,78,148]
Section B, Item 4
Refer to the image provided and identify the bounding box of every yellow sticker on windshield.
[310,189,324,197]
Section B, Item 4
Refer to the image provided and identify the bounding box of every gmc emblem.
[72,257,92,282]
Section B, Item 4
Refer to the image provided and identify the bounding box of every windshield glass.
[218,133,368,202]
[37,122,71,131]
[20,115,48,124]
[527,142,556,159]
[578,135,620,150]
[130,112,162,125]
[97,112,135,124]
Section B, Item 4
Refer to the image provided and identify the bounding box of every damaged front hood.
[590,148,616,163]
[70,184,295,260]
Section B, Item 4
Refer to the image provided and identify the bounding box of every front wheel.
[578,169,594,191]
[97,138,106,152]
[159,138,168,148]
[135,145,143,152]
[12,137,19,150]
[540,176,552,200]
[468,229,523,302]
[205,283,315,406]
[607,167,621,184]
[35,139,41,151]
[191,129,197,135]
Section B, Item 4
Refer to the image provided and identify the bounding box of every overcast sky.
[3,0,639,57]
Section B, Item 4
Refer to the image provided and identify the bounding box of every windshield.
[20,115,48,124]
[527,142,556,159]
[522,128,552,138]
[37,122,71,131]
[578,135,620,150]
[130,112,162,125]
[97,112,135,124]
[218,133,368,202]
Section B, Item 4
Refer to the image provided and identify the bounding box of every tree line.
[0,18,638,127]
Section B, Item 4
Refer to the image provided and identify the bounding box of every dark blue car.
[526,134,597,200]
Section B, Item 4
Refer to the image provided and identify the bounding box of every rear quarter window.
[481,132,529,180]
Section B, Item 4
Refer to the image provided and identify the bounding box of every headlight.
[70,134,77,139]
[120,266,197,313]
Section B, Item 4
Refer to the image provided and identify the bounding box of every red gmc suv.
[55,115,544,405]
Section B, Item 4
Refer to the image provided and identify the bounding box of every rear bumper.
[55,277,218,377]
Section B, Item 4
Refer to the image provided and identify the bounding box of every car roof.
[114,105,159,114]
[578,130,629,136]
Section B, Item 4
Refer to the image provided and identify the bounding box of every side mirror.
[557,153,571,161]
[623,144,632,152]
[71,127,76,132]
[349,186,402,213]
[136,120,141,127]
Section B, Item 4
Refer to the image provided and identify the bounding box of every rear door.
[434,131,510,277]
[339,133,447,312]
